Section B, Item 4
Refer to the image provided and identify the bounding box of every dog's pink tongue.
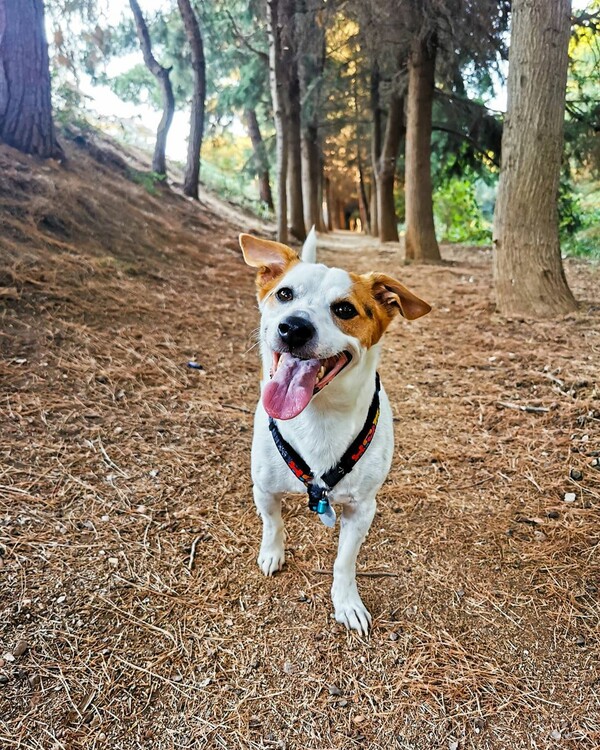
[263,354,321,420]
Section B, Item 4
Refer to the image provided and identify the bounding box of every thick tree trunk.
[244,108,274,210]
[129,0,174,177]
[493,0,576,317]
[404,36,441,262]
[286,58,306,241]
[267,0,289,242]
[0,0,62,158]
[370,62,382,237]
[377,93,404,243]
[177,0,206,199]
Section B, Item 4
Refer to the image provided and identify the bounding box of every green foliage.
[566,9,600,176]
[433,176,492,244]
[128,169,167,196]
[561,182,600,259]
[108,64,157,107]
[558,175,584,237]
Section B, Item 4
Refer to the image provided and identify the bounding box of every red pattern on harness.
[351,409,380,462]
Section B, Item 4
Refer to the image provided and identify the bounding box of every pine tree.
[0,0,62,158]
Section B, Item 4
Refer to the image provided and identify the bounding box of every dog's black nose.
[278,316,315,350]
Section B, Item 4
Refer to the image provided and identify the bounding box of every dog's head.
[239,233,431,420]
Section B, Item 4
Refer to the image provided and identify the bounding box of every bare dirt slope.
[1,137,599,750]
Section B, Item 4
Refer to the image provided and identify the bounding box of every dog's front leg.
[254,486,285,576]
[331,498,376,635]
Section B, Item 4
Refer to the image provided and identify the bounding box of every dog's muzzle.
[277,315,316,351]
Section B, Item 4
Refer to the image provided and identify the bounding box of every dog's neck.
[261,346,381,479]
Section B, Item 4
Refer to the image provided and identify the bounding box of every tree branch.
[432,123,500,167]
[225,9,268,64]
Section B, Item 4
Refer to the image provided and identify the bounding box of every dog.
[238,228,431,634]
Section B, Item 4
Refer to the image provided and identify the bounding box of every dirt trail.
[1,140,599,749]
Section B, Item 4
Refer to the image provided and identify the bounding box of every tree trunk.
[369,184,378,238]
[404,35,441,262]
[286,57,306,240]
[377,93,404,243]
[177,0,206,199]
[370,62,382,237]
[357,157,369,233]
[493,0,576,317]
[337,198,345,230]
[267,0,289,242]
[244,108,274,210]
[298,0,326,233]
[324,176,333,230]
[0,0,62,158]
[129,0,174,177]
[301,124,324,231]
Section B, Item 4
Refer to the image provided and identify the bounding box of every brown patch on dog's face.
[332,272,431,349]
[238,234,299,299]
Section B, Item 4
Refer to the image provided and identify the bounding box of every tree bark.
[369,62,382,237]
[129,0,174,177]
[286,56,306,240]
[369,184,377,238]
[377,93,404,243]
[244,108,274,210]
[177,0,206,199]
[493,0,576,317]
[0,0,62,158]
[267,0,289,242]
[404,35,441,262]
[357,156,370,233]
[301,124,324,232]
[324,176,333,230]
[298,0,326,232]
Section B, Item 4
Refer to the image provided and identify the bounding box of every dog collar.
[268,373,381,527]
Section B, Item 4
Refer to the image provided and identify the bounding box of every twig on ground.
[496,401,550,414]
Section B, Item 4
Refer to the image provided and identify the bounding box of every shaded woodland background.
[0,0,599,313]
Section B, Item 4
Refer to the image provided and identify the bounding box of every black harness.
[268,374,381,524]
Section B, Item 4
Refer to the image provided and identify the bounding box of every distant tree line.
[0,0,598,318]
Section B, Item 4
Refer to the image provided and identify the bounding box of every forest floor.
[0,133,599,750]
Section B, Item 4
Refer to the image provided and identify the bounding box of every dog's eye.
[332,301,358,320]
[276,287,293,302]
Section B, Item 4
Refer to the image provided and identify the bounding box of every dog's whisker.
[244,340,260,355]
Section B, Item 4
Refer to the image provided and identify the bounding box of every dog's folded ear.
[370,273,431,320]
[239,234,299,289]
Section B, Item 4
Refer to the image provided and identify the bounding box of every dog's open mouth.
[263,351,352,420]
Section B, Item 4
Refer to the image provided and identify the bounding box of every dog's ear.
[238,234,298,287]
[369,273,431,321]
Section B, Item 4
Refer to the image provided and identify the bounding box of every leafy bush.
[559,181,600,259]
[433,177,491,244]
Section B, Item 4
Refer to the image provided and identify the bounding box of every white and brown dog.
[239,229,431,634]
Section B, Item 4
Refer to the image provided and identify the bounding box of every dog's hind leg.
[331,498,376,636]
[254,487,285,576]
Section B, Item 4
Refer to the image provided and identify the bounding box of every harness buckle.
[308,484,327,513]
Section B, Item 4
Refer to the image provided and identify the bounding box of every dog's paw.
[258,543,285,576]
[333,591,372,636]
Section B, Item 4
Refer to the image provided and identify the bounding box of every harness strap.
[268,373,381,523]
